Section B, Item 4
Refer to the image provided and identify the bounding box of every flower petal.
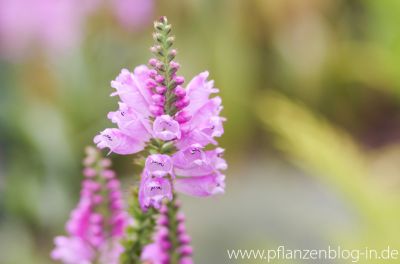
[110,66,152,116]
[94,128,145,155]
[175,173,225,197]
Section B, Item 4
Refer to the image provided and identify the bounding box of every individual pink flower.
[107,102,152,139]
[183,71,219,116]
[175,172,226,197]
[145,154,173,177]
[94,128,145,155]
[153,115,181,141]
[172,144,227,176]
[172,144,212,177]
[139,176,173,211]
[172,145,227,197]
[110,66,153,116]
[176,73,225,149]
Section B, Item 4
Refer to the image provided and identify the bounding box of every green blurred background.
[2,0,400,263]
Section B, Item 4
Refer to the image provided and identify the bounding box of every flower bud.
[155,86,167,94]
[170,61,180,70]
[174,86,186,98]
[173,76,185,85]
[146,79,157,89]
[148,69,157,77]
[154,21,164,30]
[175,111,191,124]
[149,58,158,67]
[152,94,166,106]
[153,33,163,42]
[155,75,165,83]
[175,97,190,109]
[150,105,164,116]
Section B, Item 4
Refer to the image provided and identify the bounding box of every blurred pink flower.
[52,147,129,264]
[0,0,93,60]
[0,0,153,60]
[112,0,154,30]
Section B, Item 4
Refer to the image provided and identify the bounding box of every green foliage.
[257,91,400,263]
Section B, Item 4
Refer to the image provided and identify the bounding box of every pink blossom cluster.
[94,63,227,210]
[51,147,129,264]
[141,202,193,264]
[139,146,226,210]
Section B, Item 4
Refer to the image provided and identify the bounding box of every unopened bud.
[153,33,163,42]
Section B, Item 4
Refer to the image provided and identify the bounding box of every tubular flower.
[51,147,128,264]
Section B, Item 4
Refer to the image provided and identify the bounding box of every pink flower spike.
[153,115,181,141]
[52,147,128,264]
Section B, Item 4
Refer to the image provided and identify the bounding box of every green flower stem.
[166,198,181,264]
[151,16,178,116]
[120,188,157,264]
